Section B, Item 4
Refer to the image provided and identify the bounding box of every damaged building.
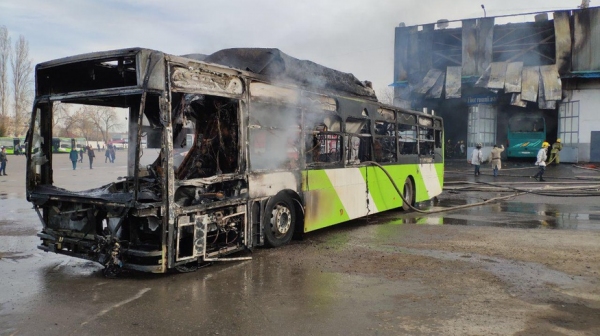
[393,6,600,162]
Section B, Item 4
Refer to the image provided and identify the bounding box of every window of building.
[558,101,579,145]
[467,104,496,147]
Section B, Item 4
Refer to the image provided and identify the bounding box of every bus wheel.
[264,194,296,247]
[402,178,415,211]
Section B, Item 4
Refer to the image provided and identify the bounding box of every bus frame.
[26,48,443,275]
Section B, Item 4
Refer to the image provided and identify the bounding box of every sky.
[0,0,586,97]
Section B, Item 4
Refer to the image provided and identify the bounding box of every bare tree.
[75,106,98,142]
[52,102,71,135]
[0,26,10,136]
[87,106,120,143]
[11,35,33,137]
[61,109,82,138]
[376,86,396,106]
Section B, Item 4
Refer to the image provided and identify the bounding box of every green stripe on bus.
[360,165,405,212]
[303,170,350,232]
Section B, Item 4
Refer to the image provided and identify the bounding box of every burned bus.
[26,48,443,276]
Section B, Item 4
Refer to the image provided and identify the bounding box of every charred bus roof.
[35,47,378,104]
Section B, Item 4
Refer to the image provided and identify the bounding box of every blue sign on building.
[466,94,497,106]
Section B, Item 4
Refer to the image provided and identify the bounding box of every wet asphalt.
[1,155,599,335]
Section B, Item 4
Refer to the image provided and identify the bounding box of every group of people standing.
[470,143,504,177]
[446,139,466,158]
[69,145,96,170]
[105,144,116,163]
[13,143,23,155]
[470,139,563,181]
[69,143,119,170]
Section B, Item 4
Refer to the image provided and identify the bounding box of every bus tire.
[402,177,415,211]
[263,193,296,248]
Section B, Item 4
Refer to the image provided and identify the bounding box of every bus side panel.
[248,171,300,198]
[302,169,355,232]
[360,165,409,211]
[507,137,543,158]
[303,164,444,232]
[360,163,443,212]
[416,163,444,201]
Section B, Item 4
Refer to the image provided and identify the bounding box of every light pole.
[481,4,486,18]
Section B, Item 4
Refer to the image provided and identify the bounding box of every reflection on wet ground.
[377,198,600,230]
[0,158,598,334]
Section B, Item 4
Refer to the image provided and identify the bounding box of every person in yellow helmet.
[549,138,563,165]
[533,142,550,181]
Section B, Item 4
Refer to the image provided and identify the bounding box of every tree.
[376,86,395,106]
[0,26,10,136]
[75,106,98,142]
[87,106,120,143]
[61,108,82,138]
[11,35,33,137]
[52,102,70,135]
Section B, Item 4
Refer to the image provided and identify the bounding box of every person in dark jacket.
[87,146,96,169]
[69,147,79,170]
[0,147,8,175]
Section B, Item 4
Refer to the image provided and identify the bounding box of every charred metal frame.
[27,47,443,275]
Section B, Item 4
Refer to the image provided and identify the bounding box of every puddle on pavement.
[383,199,600,230]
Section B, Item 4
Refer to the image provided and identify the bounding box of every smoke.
[249,99,305,171]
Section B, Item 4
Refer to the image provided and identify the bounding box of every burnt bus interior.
[28,48,443,276]
[29,50,249,275]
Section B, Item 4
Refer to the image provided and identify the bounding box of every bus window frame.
[373,116,398,164]
[345,116,371,165]
[304,113,343,167]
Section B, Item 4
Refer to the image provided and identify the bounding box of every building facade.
[393,7,600,162]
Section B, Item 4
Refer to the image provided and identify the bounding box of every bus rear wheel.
[402,178,415,211]
[264,194,296,247]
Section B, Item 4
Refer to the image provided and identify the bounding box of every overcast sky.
[0,0,585,96]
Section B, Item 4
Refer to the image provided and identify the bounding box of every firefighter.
[549,139,563,165]
[533,142,550,182]
[488,144,504,177]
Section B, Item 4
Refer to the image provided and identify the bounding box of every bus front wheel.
[402,178,415,211]
[264,194,296,247]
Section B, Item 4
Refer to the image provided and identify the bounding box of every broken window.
[374,121,397,163]
[249,99,300,171]
[398,124,418,155]
[419,127,435,156]
[305,113,342,165]
[46,102,130,191]
[418,116,435,156]
[374,108,397,162]
[174,95,239,179]
[346,117,371,164]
